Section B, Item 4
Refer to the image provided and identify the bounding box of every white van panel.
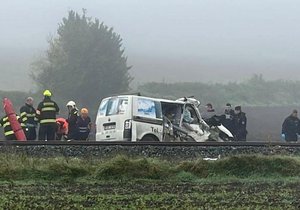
[96,95,163,141]
[96,96,132,141]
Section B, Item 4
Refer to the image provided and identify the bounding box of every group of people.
[202,103,248,141]
[0,90,91,141]
[6,91,300,142]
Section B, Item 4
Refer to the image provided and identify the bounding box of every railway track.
[0,140,299,147]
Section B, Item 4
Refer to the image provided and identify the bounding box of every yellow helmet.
[81,108,89,114]
[43,90,52,97]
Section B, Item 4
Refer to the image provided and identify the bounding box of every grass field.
[1,154,300,209]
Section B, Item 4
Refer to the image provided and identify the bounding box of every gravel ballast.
[1,144,300,159]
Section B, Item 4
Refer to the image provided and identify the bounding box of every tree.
[32,10,132,111]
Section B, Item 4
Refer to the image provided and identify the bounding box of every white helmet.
[66,101,76,108]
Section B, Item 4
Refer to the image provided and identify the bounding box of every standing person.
[220,103,235,134]
[20,97,37,140]
[282,110,300,142]
[66,101,78,140]
[36,90,59,140]
[202,103,216,122]
[0,115,26,140]
[233,106,247,141]
[76,108,92,140]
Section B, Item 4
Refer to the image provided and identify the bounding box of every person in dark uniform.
[233,106,247,141]
[36,90,59,141]
[66,101,79,140]
[202,103,216,122]
[76,108,91,140]
[0,115,26,140]
[282,110,300,142]
[220,103,235,134]
[20,97,37,140]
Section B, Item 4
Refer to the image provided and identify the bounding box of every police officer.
[233,106,247,141]
[220,103,235,134]
[66,101,78,140]
[282,110,300,142]
[36,90,59,140]
[20,97,37,140]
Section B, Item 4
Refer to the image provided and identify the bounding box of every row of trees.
[139,74,300,107]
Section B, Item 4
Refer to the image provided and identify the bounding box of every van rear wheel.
[140,135,159,142]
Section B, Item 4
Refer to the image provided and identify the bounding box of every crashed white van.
[95,94,233,142]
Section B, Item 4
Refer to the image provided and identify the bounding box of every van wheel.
[141,135,159,142]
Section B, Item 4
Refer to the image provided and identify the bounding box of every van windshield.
[98,97,128,116]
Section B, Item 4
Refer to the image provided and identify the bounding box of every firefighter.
[76,108,91,140]
[233,106,248,141]
[0,115,26,140]
[282,110,300,142]
[66,101,78,140]
[20,97,37,140]
[36,90,60,140]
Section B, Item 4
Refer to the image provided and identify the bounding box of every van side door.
[132,97,163,141]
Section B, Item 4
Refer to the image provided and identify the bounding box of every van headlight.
[124,119,132,130]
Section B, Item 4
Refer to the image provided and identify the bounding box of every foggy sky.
[1,0,300,91]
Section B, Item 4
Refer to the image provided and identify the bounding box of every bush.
[96,155,170,180]
[179,155,300,178]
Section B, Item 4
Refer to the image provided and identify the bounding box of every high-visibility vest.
[0,115,25,138]
[36,97,59,124]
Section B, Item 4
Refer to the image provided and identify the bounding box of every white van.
[96,95,163,141]
[96,95,233,142]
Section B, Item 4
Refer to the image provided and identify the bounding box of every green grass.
[1,154,300,181]
[1,154,300,209]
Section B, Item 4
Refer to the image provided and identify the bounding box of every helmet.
[81,108,89,114]
[43,90,52,97]
[66,101,76,108]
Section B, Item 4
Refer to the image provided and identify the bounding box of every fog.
[1,0,300,90]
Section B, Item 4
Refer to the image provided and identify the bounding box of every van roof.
[102,95,186,105]
[102,95,160,101]
[159,98,185,105]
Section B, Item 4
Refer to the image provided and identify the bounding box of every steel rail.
[0,141,299,147]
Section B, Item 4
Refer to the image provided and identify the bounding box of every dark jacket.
[220,109,235,133]
[67,108,79,139]
[202,109,216,123]
[0,115,25,140]
[76,116,91,140]
[282,115,300,141]
[233,112,247,141]
[20,103,37,127]
[36,97,59,125]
